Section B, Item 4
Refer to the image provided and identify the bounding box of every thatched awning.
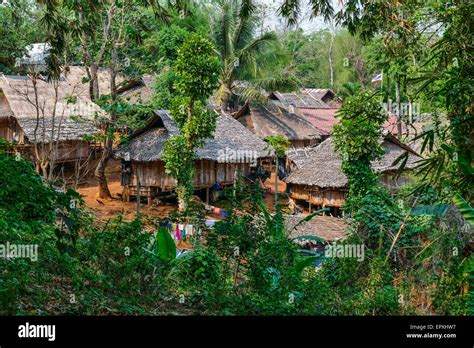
[285,135,420,188]
[115,110,272,162]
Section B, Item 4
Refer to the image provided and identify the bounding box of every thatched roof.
[64,66,154,104]
[115,110,271,162]
[285,135,420,187]
[270,88,340,108]
[0,74,103,143]
[119,74,155,104]
[234,102,322,142]
[286,214,347,242]
[13,117,98,143]
[63,66,124,99]
[287,145,319,168]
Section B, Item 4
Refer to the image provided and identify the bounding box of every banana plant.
[146,226,177,261]
[409,194,473,233]
[453,194,474,227]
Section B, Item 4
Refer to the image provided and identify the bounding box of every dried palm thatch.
[0,74,104,143]
[285,214,347,242]
[285,135,420,188]
[287,145,319,169]
[234,102,322,142]
[119,74,155,104]
[64,66,154,104]
[116,110,272,162]
[63,66,125,99]
[270,88,339,108]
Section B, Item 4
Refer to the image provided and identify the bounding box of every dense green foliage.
[0,1,45,73]
[162,34,221,210]
[332,91,387,207]
[0,151,470,315]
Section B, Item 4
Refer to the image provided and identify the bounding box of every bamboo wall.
[0,118,24,144]
[290,184,347,208]
[130,159,251,194]
[49,140,92,162]
[290,173,411,210]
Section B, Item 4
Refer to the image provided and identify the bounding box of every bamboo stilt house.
[285,134,420,215]
[0,73,104,178]
[115,110,271,204]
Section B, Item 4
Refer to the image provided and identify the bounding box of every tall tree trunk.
[95,46,118,199]
[89,64,100,101]
[395,76,402,138]
[95,137,112,199]
[328,29,335,88]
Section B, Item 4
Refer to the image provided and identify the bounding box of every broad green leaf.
[156,227,176,261]
[295,255,323,274]
[410,204,450,217]
[453,194,474,226]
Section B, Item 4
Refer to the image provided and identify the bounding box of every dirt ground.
[77,181,176,222]
[77,176,289,223]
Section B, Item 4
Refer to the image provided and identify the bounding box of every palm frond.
[238,31,278,63]
[239,0,256,19]
[278,0,300,26]
[308,0,334,22]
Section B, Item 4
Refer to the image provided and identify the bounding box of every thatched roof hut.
[285,135,420,214]
[0,74,102,143]
[233,102,322,148]
[114,110,272,202]
[286,135,420,187]
[116,110,271,162]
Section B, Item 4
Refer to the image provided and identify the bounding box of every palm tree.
[212,0,295,111]
[338,81,362,100]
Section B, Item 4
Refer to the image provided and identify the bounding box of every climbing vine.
[332,91,388,210]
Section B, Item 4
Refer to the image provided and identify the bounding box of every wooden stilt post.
[136,176,140,215]
[206,187,210,205]
[147,188,152,206]
[308,191,312,213]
